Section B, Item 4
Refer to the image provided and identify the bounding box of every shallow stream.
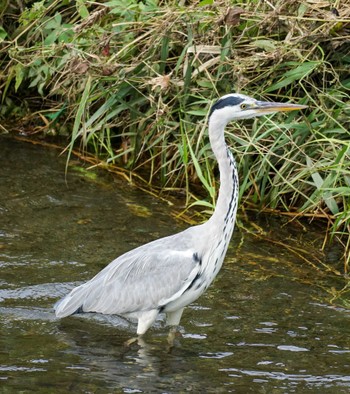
[1,136,349,393]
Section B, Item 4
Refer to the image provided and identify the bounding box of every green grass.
[0,0,349,271]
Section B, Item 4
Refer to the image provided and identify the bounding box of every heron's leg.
[124,310,159,347]
[137,309,159,335]
[124,336,139,346]
[165,308,184,327]
[165,308,184,347]
[124,336,147,347]
[167,326,179,347]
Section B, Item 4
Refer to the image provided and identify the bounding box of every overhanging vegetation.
[0,0,349,270]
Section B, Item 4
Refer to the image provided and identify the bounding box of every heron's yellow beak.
[255,101,308,113]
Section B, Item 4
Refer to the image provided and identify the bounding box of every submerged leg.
[124,336,139,346]
[124,336,148,347]
[167,326,179,347]
[124,310,159,347]
[166,308,184,347]
[125,308,184,346]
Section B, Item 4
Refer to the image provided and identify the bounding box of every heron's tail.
[54,283,89,318]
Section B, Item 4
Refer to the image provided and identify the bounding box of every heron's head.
[209,93,307,123]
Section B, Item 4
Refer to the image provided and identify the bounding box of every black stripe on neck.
[209,96,245,118]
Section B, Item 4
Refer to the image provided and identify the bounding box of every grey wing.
[54,233,199,317]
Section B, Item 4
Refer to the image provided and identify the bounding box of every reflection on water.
[1,136,350,393]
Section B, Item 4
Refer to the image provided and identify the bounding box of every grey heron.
[54,93,307,336]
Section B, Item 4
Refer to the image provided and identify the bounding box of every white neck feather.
[206,114,239,236]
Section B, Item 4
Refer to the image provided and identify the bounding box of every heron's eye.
[240,103,248,110]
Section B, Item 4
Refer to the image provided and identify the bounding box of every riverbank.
[1,1,349,268]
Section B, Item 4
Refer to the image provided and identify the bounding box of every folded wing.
[55,232,199,318]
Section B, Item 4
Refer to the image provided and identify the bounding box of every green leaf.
[46,103,67,121]
[189,199,214,211]
[252,39,276,52]
[58,27,74,43]
[306,155,339,214]
[44,13,62,30]
[66,76,92,173]
[198,0,214,6]
[266,61,319,92]
[15,63,26,91]
[186,133,215,199]
[323,187,350,196]
[76,0,90,19]
[186,110,207,116]
[0,26,7,42]
[44,30,58,45]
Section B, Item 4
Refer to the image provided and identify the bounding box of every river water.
[1,136,349,393]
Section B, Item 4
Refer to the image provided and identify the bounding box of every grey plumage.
[54,93,306,335]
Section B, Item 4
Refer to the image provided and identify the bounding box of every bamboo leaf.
[185,131,215,199]
[266,62,319,92]
[65,76,92,173]
[306,155,339,214]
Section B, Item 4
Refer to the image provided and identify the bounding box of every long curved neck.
[206,116,239,233]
